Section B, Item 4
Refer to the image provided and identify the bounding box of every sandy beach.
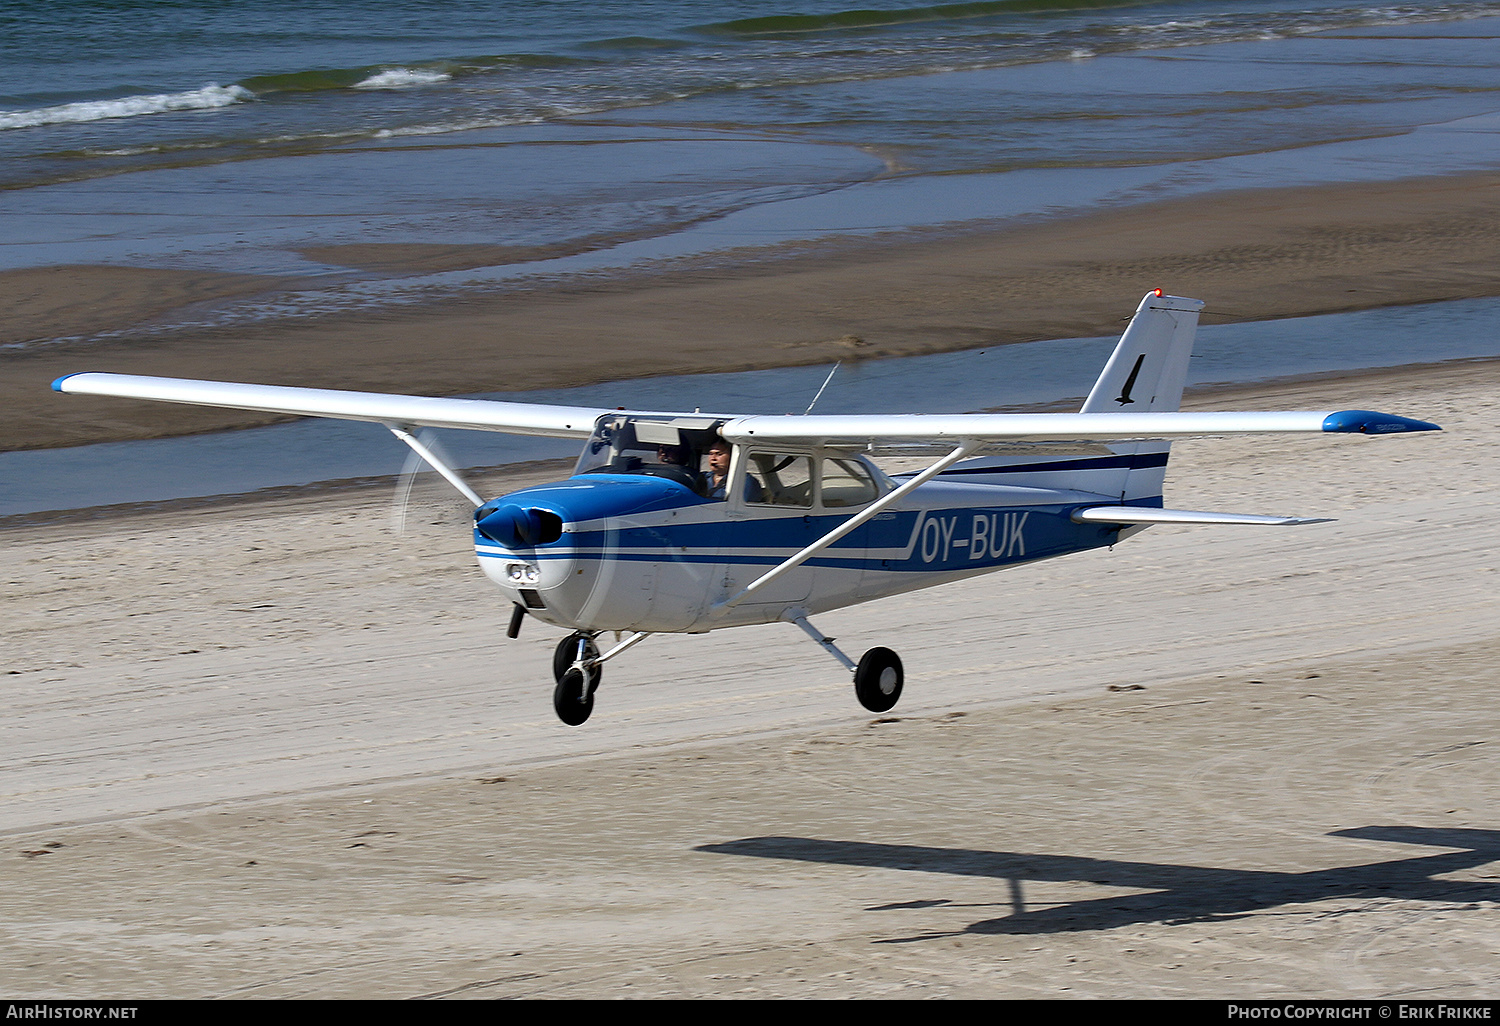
[8,1,1500,1000]
[3,355,1496,998]
[11,172,1500,451]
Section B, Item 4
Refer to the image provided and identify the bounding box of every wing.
[52,372,611,438]
[54,373,1440,443]
[719,409,1440,446]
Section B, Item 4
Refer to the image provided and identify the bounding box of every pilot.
[704,437,762,502]
[657,443,692,467]
[653,442,706,491]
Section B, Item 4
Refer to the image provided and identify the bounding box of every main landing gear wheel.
[552,632,602,725]
[854,647,904,713]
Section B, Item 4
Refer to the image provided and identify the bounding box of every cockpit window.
[574,415,723,494]
[820,457,880,507]
[576,419,886,509]
[746,452,814,508]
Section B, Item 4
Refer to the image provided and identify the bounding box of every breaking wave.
[0,84,253,131]
[353,68,453,90]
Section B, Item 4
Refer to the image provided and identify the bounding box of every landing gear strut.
[787,613,906,714]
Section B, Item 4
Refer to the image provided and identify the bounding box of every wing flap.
[52,372,608,438]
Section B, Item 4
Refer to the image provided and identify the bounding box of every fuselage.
[476,464,1128,634]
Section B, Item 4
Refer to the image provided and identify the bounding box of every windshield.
[574,414,725,491]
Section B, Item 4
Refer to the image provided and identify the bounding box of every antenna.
[803,361,842,415]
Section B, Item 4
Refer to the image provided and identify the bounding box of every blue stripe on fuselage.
[476,502,1131,574]
[927,451,1170,478]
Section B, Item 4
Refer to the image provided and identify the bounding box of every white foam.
[0,84,253,131]
[372,117,519,139]
[353,68,451,90]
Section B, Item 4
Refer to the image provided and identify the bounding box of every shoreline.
[8,171,1500,452]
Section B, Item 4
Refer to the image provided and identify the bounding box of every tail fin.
[1081,290,1204,415]
[1082,291,1203,503]
[937,291,1204,503]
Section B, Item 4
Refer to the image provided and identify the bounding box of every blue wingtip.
[1322,410,1442,434]
[50,372,85,393]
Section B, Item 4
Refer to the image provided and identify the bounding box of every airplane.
[52,291,1440,725]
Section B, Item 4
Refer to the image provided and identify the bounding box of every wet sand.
[10,172,1500,451]
[2,361,1496,998]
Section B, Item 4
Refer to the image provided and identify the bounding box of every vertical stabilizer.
[1081,291,1203,504]
[1081,291,1205,414]
[936,291,1205,504]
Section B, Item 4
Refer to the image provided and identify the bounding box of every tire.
[553,667,595,725]
[854,647,904,713]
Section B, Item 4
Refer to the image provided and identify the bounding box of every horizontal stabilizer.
[1071,506,1333,527]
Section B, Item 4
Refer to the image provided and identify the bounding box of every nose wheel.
[552,632,601,725]
[553,668,596,725]
[542,630,654,726]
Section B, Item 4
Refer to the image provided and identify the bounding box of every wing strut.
[386,425,484,507]
[710,440,982,617]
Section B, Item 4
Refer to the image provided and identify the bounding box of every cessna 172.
[53,291,1439,725]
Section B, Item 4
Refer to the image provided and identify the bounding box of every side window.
[746,452,813,508]
[820,457,879,508]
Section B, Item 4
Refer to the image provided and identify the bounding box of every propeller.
[388,427,473,534]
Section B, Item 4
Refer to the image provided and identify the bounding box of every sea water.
[4,1,1500,333]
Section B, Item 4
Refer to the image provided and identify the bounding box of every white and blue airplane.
[53,291,1439,724]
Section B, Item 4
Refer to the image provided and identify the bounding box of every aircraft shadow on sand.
[697,827,1500,938]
